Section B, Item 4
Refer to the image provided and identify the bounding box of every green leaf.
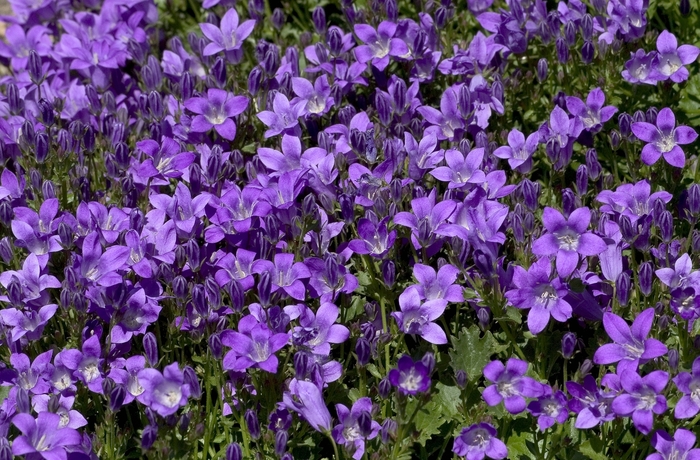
[449,325,498,381]
[367,364,383,379]
[506,432,536,460]
[434,383,461,418]
[579,440,608,460]
[0,385,9,403]
[679,72,700,122]
[412,399,445,446]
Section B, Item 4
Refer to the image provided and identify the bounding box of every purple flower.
[332,397,381,460]
[404,132,444,180]
[347,217,396,258]
[452,423,507,460]
[622,49,658,85]
[411,263,464,303]
[11,412,81,460]
[222,316,289,373]
[482,358,544,414]
[252,253,310,301]
[631,107,698,168]
[256,92,304,139]
[291,75,334,116]
[565,87,617,133]
[393,189,457,252]
[132,137,195,185]
[596,179,672,223]
[392,286,447,345]
[532,207,607,278]
[593,308,668,374]
[648,429,700,460]
[293,303,350,355]
[417,86,464,140]
[429,148,486,188]
[149,182,210,235]
[2,350,52,394]
[650,30,700,83]
[214,248,257,291]
[200,8,256,57]
[0,303,58,342]
[111,288,162,344]
[184,89,249,140]
[505,257,572,335]
[388,355,431,395]
[566,375,616,428]
[257,134,326,177]
[655,253,699,290]
[672,356,700,419]
[0,253,60,306]
[527,388,569,430]
[493,128,539,172]
[138,363,191,417]
[283,378,332,433]
[59,334,104,393]
[612,369,668,434]
[353,21,409,71]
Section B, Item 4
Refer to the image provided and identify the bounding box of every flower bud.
[143,332,158,367]
[659,210,674,243]
[0,237,12,263]
[245,410,261,439]
[555,38,569,63]
[579,359,593,376]
[275,430,288,456]
[109,385,126,411]
[669,348,679,370]
[184,366,201,398]
[639,261,653,296]
[378,378,392,399]
[536,58,548,83]
[615,272,631,306]
[312,6,326,35]
[142,425,158,450]
[561,332,576,359]
[581,41,595,64]
[380,418,397,443]
[208,332,223,360]
[355,337,371,366]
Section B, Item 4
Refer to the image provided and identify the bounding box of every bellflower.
[565,87,618,133]
[417,86,464,140]
[77,231,130,287]
[2,350,53,394]
[222,316,289,373]
[388,355,431,395]
[347,217,396,258]
[200,8,255,57]
[292,303,350,355]
[148,182,210,235]
[410,263,464,303]
[283,378,332,433]
[132,136,195,185]
[332,397,381,460]
[622,49,658,85]
[393,189,457,253]
[532,207,607,278]
[353,21,409,71]
[0,253,60,306]
[649,30,700,83]
[612,369,668,434]
[31,393,88,429]
[392,286,448,345]
[291,75,334,116]
[482,358,544,414]
[655,253,699,290]
[672,356,700,419]
[256,92,304,138]
[593,309,668,374]
[567,375,617,428]
[137,363,191,417]
[527,388,569,431]
[11,412,82,460]
[648,429,700,460]
[631,107,698,168]
[596,179,672,223]
[184,89,249,140]
[59,334,104,393]
[493,128,539,173]
[429,148,486,188]
[452,423,507,460]
[252,253,310,301]
[505,257,572,335]
[0,303,58,342]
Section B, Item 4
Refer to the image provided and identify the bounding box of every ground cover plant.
[1,0,700,458]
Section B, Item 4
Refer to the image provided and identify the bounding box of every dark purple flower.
[283,378,332,433]
[452,423,507,460]
[648,429,700,460]
[482,358,544,414]
[532,207,607,278]
[137,363,191,417]
[631,107,697,168]
[566,375,616,428]
[593,308,668,374]
[184,89,249,140]
[673,356,700,419]
[505,257,572,335]
[332,397,380,460]
[388,355,431,395]
[612,369,668,434]
[392,286,447,345]
[11,412,81,459]
[77,231,130,287]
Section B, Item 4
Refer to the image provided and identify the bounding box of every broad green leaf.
[579,440,608,460]
[434,382,461,418]
[506,432,536,460]
[449,325,498,381]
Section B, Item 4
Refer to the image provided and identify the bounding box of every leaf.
[449,325,498,381]
[679,72,700,123]
[579,440,608,460]
[434,383,461,418]
[412,399,445,446]
[506,432,536,460]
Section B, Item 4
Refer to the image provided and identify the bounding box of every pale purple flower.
[353,21,409,71]
[184,89,249,140]
[11,412,81,459]
[292,303,350,355]
[0,253,60,306]
[593,309,668,374]
[138,363,191,417]
[672,356,700,419]
[655,253,699,290]
[622,49,658,85]
[404,132,444,181]
[565,88,618,133]
[527,388,569,430]
[650,30,700,83]
[332,397,381,460]
[505,257,572,335]
[417,86,464,140]
[291,75,334,116]
[392,286,448,345]
[1,350,52,394]
[410,263,464,303]
[612,369,668,434]
[256,92,304,138]
[453,423,507,460]
[493,128,539,172]
[283,378,332,433]
[31,393,87,429]
[222,316,289,373]
[596,179,672,223]
[631,107,698,168]
[252,253,310,301]
[532,207,607,278]
[58,334,104,393]
[0,304,58,342]
[200,8,255,56]
[148,182,210,235]
[648,429,700,460]
[566,375,617,428]
[482,358,544,414]
[393,189,457,252]
[347,217,396,258]
[429,148,486,188]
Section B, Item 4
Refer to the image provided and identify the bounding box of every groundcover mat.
[1,0,700,458]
